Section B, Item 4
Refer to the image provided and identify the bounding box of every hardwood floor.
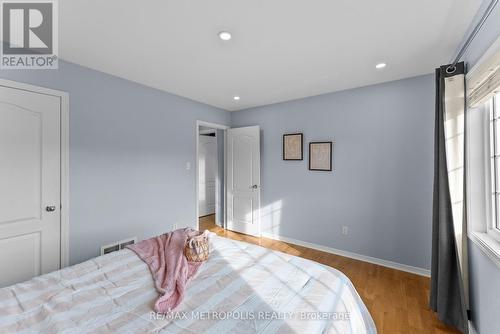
[199,214,458,334]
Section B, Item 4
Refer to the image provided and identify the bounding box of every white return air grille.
[100,237,137,255]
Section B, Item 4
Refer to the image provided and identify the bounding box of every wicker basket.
[184,230,209,262]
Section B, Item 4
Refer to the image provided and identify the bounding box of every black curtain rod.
[449,0,498,72]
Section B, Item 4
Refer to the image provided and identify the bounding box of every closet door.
[0,85,61,287]
[198,134,217,216]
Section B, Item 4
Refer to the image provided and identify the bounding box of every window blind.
[467,39,500,108]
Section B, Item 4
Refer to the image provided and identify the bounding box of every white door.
[198,135,217,217]
[227,126,261,236]
[0,85,61,288]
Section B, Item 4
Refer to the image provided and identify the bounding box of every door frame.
[0,79,70,268]
[195,120,229,230]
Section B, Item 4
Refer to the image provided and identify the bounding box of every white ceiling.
[60,0,481,111]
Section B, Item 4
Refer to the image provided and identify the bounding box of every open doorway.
[196,121,228,231]
[196,121,262,237]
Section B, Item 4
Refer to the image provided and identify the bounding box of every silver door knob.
[251,185,259,189]
[46,206,56,212]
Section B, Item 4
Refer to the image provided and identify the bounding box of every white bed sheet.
[0,234,376,333]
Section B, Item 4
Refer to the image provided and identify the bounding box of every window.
[467,90,500,265]
[488,92,500,241]
[467,38,500,263]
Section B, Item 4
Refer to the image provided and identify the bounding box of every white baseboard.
[468,321,477,334]
[261,232,431,277]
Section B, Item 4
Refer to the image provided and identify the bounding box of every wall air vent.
[100,237,138,255]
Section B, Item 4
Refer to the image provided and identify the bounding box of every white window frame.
[486,93,500,242]
[467,94,500,269]
[466,36,500,267]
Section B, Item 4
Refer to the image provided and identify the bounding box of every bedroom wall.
[0,61,231,265]
[458,1,500,333]
[231,74,434,270]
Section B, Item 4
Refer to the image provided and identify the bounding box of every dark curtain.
[430,62,468,333]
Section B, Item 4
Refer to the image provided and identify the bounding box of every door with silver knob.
[0,85,62,288]
[227,126,261,237]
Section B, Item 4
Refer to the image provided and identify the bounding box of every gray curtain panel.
[430,62,468,333]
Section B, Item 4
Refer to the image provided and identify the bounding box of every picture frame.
[309,142,332,171]
[283,133,303,160]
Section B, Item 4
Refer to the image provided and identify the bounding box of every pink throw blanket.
[127,229,203,313]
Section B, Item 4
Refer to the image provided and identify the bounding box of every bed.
[0,234,376,333]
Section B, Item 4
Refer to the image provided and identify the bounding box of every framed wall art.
[309,142,332,171]
[283,133,303,160]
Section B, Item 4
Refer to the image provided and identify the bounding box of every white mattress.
[0,234,376,333]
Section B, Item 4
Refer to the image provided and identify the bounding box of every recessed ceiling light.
[376,63,387,69]
[218,31,232,41]
[233,96,240,101]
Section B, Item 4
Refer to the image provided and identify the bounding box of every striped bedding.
[0,234,376,333]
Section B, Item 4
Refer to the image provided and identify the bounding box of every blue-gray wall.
[468,241,500,334]
[0,61,231,265]
[1,6,498,329]
[231,74,435,270]
[459,1,500,333]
